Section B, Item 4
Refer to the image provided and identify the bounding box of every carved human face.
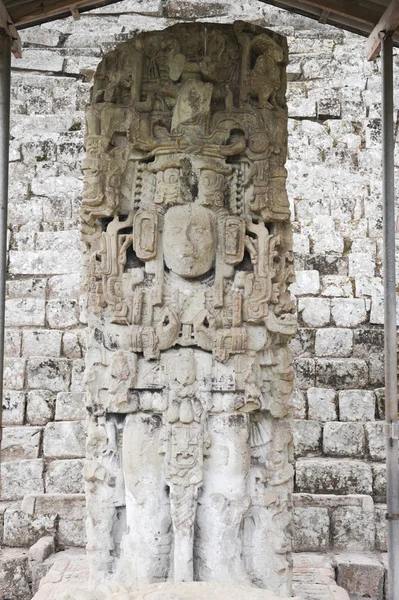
[163,205,216,278]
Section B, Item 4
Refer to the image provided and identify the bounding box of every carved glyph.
[82,21,296,597]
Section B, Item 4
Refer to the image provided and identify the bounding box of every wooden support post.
[0,0,21,58]
[366,0,399,60]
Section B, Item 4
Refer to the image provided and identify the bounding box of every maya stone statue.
[80,21,297,600]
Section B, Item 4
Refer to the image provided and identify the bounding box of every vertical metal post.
[0,33,11,461]
[382,32,399,600]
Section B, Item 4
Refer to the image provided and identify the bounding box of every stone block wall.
[0,0,393,572]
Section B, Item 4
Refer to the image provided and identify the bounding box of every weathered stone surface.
[364,421,385,460]
[331,299,367,327]
[336,553,384,600]
[3,507,57,547]
[293,506,329,552]
[323,422,365,458]
[5,298,46,327]
[338,389,375,422]
[1,426,42,460]
[1,458,44,500]
[4,357,26,390]
[298,297,331,327]
[292,553,350,600]
[307,387,337,421]
[296,458,373,495]
[43,421,86,458]
[294,420,322,457]
[315,328,353,357]
[27,358,71,392]
[45,459,84,494]
[331,504,375,551]
[0,547,31,600]
[316,359,368,389]
[2,390,25,425]
[27,390,56,425]
[22,329,62,357]
[55,392,85,420]
[375,504,387,552]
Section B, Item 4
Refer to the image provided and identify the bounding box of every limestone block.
[298,297,330,327]
[6,278,46,301]
[12,49,64,72]
[3,507,56,547]
[4,357,25,390]
[1,426,42,460]
[288,97,317,118]
[307,387,337,421]
[43,196,72,222]
[353,328,384,359]
[5,298,45,327]
[338,390,375,422]
[369,352,384,386]
[315,328,353,357]
[364,422,385,461]
[323,422,365,458]
[22,330,62,357]
[46,299,80,328]
[1,459,44,501]
[332,504,375,551]
[9,250,81,275]
[55,392,85,421]
[317,97,341,119]
[58,517,86,547]
[292,389,306,419]
[349,252,375,278]
[294,420,322,457]
[29,535,55,564]
[305,255,348,277]
[27,358,71,392]
[27,390,56,425]
[293,506,329,552]
[331,298,367,327]
[71,359,85,392]
[2,390,25,425]
[316,359,368,389]
[5,328,22,356]
[44,421,86,458]
[47,273,81,299]
[320,275,352,298]
[292,552,350,600]
[46,459,84,494]
[292,233,309,254]
[372,464,386,502]
[375,504,387,552]
[294,358,315,389]
[296,458,372,495]
[0,547,31,600]
[336,553,384,600]
[62,331,84,358]
[290,328,315,358]
[305,215,344,254]
[290,270,320,295]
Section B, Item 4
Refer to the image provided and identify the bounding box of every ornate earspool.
[82,21,297,597]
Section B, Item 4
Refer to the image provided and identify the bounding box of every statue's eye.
[193,228,205,234]
[171,227,182,234]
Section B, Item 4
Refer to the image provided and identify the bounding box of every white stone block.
[307,387,337,421]
[292,233,309,254]
[27,358,71,392]
[47,273,81,299]
[331,299,367,327]
[4,329,22,356]
[2,391,25,425]
[296,458,372,495]
[364,422,385,461]
[6,277,46,299]
[294,420,322,457]
[46,299,80,329]
[348,253,375,278]
[298,297,330,327]
[290,270,320,296]
[62,331,84,359]
[45,459,84,494]
[55,392,85,421]
[332,507,375,551]
[22,330,62,358]
[323,422,365,458]
[11,49,64,72]
[9,250,82,276]
[3,508,56,548]
[1,459,44,500]
[315,328,353,357]
[3,358,25,390]
[316,358,368,389]
[320,275,352,298]
[1,426,42,460]
[338,390,375,422]
[43,421,86,458]
[5,298,45,327]
[293,506,329,552]
[26,390,55,425]
[292,388,306,419]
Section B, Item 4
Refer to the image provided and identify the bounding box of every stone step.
[293,553,350,600]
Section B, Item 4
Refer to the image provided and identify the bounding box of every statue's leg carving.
[117,412,171,586]
[195,413,251,584]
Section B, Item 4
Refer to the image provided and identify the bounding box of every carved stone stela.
[82,21,296,597]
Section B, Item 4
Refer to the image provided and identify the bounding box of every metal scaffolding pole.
[0,32,11,462]
[382,32,399,600]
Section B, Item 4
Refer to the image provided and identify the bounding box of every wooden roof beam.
[0,0,21,57]
[366,0,399,60]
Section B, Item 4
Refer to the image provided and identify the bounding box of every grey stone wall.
[0,0,392,574]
